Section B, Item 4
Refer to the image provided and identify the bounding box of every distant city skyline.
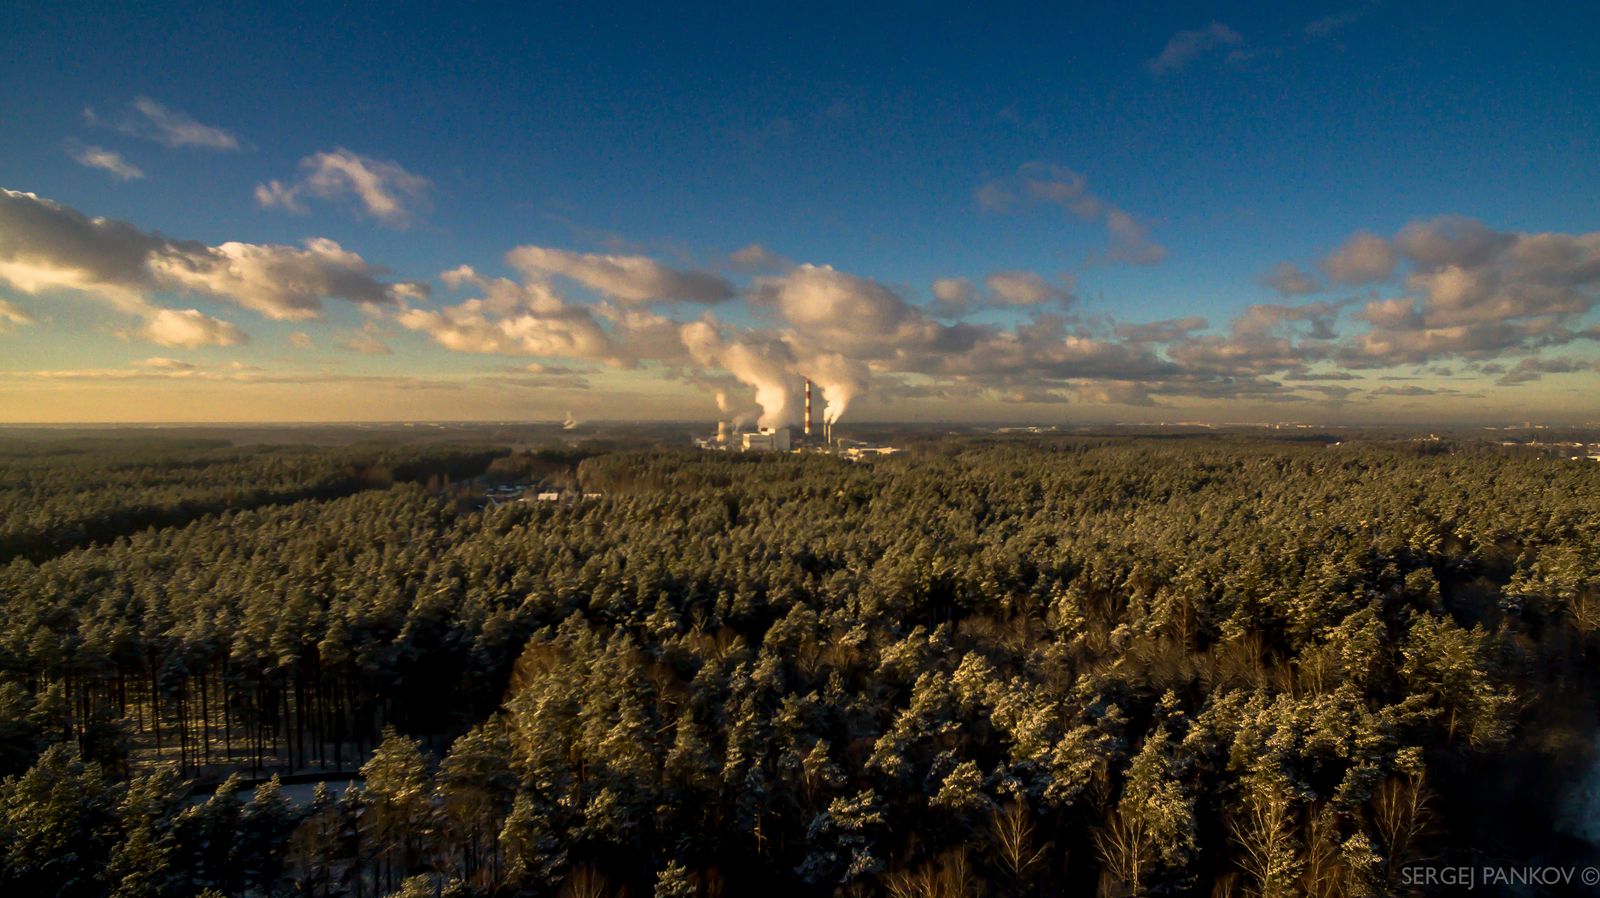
[2,1,1598,425]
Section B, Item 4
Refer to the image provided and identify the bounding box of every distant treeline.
[1,437,1598,897]
[0,442,506,565]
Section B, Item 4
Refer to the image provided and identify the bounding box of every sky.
[1,0,1598,427]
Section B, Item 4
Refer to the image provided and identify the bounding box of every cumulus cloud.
[397,263,625,365]
[1337,218,1600,368]
[727,243,792,273]
[750,264,942,361]
[0,189,426,323]
[256,149,430,228]
[1395,217,1512,268]
[1320,231,1397,284]
[106,97,240,150]
[1261,261,1321,296]
[930,272,1076,316]
[985,271,1076,308]
[508,246,734,305]
[66,144,145,181]
[1147,23,1244,76]
[153,238,426,320]
[24,187,1581,424]
[408,238,1571,426]
[930,277,979,318]
[138,308,250,348]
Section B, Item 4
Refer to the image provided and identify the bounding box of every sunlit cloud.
[256,149,431,228]
[0,189,427,328]
[65,143,145,181]
[93,96,241,150]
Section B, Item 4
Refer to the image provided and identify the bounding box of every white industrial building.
[742,427,791,451]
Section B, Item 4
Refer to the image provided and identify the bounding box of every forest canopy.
[1,434,1598,897]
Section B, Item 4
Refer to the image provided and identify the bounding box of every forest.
[1,433,1598,897]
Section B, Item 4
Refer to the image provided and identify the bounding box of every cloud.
[66,144,145,181]
[253,180,307,214]
[1320,231,1397,284]
[1261,261,1322,296]
[0,299,34,332]
[929,277,978,318]
[1295,383,1363,399]
[928,272,1075,317]
[153,238,427,320]
[750,264,941,360]
[1495,356,1588,386]
[289,332,315,349]
[1163,299,1348,377]
[57,204,1569,426]
[401,250,1385,425]
[727,243,792,273]
[1394,217,1514,269]
[12,364,465,391]
[1337,218,1600,368]
[1105,208,1168,266]
[1282,370,1362,381]
[985,271,1076,308]
[977,164,1165,266]
[1115,317,1208,344]
[1147,23,1244,76]
[137,308,250,348]
[1305,2,1382,39]
[507,246,734,305]
[976,163,1101,218]
[0,189,426,322]
[111,97,240,150]
[139,357,200,371]
[256,149,430,228]
[397,265,625,365]
[1368,384,1451,397]
[340,334,393,355]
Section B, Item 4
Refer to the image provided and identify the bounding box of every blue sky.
[2,0,1597,425]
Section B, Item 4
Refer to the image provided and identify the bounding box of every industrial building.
[742,428,791,451]
[693,376,892,457]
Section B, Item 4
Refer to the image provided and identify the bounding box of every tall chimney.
[805,378,813,439]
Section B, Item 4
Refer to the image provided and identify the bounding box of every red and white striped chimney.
[805,378,813,438]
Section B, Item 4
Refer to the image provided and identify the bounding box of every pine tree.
[0,745,120,898]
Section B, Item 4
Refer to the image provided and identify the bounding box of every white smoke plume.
[803,352,870,425]
[680,321,799,428]
[563,410,581,429]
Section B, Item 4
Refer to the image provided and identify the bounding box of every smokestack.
[805,378,813,439]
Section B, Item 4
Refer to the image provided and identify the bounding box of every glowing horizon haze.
[2,1,1598,426]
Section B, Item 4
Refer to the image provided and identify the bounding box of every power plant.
[692,376,898,459]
